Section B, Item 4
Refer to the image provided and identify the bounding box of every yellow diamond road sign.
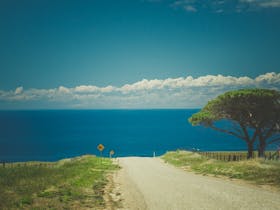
[97,144,104,152]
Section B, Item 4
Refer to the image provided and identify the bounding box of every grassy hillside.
[0,155,119,209]
[162,150,280,189]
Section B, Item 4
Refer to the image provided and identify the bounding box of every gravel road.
[114,157,280,210]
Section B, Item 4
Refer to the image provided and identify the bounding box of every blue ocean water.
[0,109,266,162]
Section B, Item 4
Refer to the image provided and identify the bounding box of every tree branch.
[268,137,280,145]
[264,125,277,140]
[251,129,259,143]
[233,127,244,136]
[240,124,250,141]
[209,125,247,141]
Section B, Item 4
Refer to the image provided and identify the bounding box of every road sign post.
[97,144,105,158]
[109,150,115,158]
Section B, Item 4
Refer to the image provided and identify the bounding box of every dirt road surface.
[113,157,280,210]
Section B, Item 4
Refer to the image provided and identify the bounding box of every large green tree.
[189,89,280,159]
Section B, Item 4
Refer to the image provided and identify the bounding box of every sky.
[0,0,280,109]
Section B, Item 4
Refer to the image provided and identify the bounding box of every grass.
[0,155,119,210]
[162,150,280,189]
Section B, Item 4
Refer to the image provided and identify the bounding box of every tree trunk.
[247,142,254,159]
[258,139,266,158]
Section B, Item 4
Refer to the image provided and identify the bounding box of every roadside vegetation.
[162,150,280,189]
[0,155,119,209]
[189,89,280,159]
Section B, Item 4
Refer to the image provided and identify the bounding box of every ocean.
[0,109,266,162]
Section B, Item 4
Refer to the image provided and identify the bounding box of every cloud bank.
[0,72,279,109]
[152,0,280,13]
[240,0,280,8]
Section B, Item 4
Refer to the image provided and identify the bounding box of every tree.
[188,89,280,159]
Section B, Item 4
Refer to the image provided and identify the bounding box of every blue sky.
[0,0,280,109]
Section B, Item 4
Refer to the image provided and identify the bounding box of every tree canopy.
[189,88,280,158]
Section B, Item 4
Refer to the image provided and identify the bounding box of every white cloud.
[240,0,280,8]
[119,74,255,91]
[58,86,70,94]
[73,85,115,93]
[184,5,197,12]
[260,1,280,8]
[0,72,279,109]
[144,0,162,2]
[120,79,163,93]
[255,72,280,83]
[100,85,115,93]
[169,0,280,13]
[14,86,23,95]
[74,85,100,93]
[171,0,197,11]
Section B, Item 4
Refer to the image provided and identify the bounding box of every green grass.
[0,155,119,210]
[162,150,280,188]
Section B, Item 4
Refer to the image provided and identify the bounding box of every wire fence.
[0,162,56,169]
[1,151,280,168]
[197,151,280,161]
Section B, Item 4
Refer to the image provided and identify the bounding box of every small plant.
[18,196,33,206]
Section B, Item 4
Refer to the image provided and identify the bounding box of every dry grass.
[162,150,280,189]
[0,155,119,209]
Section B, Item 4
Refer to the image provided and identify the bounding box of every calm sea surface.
[0,109,265,162]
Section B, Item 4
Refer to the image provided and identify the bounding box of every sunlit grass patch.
[162,150,280,188]
[0,155,119,209]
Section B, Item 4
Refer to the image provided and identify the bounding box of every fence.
[0,162,55,169]
[197,151,280,161]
